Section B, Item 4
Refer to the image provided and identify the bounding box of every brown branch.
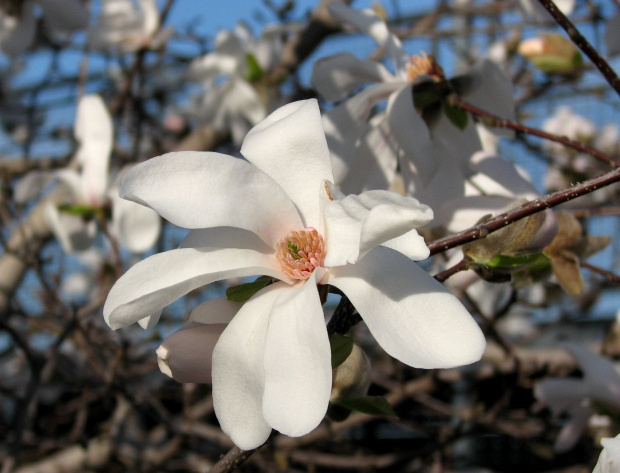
[537,0,620,99]
[433,259,469,283]
[581,261,620,284]
[209,447,257,473]
[451,96,619,168]
[427,166,620,256]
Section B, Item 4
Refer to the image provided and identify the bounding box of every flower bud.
[518,34,583,75]
[330,344,371,404]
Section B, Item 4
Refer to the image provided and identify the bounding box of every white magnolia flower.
[103,99,486,450]
[15,95,161,253]
[88,0,172,52]
[187,23,289,146]
[535,343,620,452]
[0,0,88,56]
[594,434,620,473]
[311,2,515,195]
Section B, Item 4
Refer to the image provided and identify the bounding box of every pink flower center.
[276,228,326,280]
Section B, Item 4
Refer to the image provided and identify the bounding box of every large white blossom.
[15,95,161,253]
[103,99,486,450]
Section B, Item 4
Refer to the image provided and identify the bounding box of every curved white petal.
[241,99,333,229]
[188,52,239,82]
[555,405,592,453]
[324,190,433,267]
[327,3,409,77]
[262,270,331,437]
[387,84,439,183]
[535,378,590,416]
[430,110,481,177]
[462,60,515,135]
[111,195,161,252]
[157,322,227,384]
[75,95,113,205]
[103,247,291,330]
[327,246,486,369]
[213,283,287,450]
[180,227,273,253]
[469,152,539,199]
[311,52,395,102]
[119,151,303,248]
[381,228,430,261]
[438,195,513,232]
[189,297,241,324]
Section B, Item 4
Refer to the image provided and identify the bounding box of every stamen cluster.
[406,52,445,83]
[276,227,326,280]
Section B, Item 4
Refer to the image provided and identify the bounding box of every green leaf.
[412,80,449,110]
[225,277,271,302]
[337,396,397,418]
[330,333,353,368]
[442,99,468,130]
[245,52,263,82]
[57,204,96,220]
[486,252,551,270]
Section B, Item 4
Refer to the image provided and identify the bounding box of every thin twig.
[537,0,620,99]
[427,166,620,255]
[451,96,619,168]
[433,259,468,283]
[581,261,620,284]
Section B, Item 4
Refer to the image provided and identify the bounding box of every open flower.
[312,2,515,194]
[103,99,485,450]
[15,95,161,253]
[594,434,620,473]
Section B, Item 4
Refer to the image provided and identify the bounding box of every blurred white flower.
[103,99,486,450]
[535,343,620,452]
[15,95,161,253]
[593,434,620,473]
[519,0,575,22]
[88,0,172,52]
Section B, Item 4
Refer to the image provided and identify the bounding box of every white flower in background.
[103,99,486,450]
[594,434,620,473]
[88,0,172,52]
[0,0,88,56]
[311,2,515,196]
[535,343,620,452]
[15,94,161,253]
[187,23,289,146]
[519,0,575,22]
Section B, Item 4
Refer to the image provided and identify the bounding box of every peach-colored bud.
[518,34,582,75]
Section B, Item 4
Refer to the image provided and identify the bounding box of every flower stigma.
[276,227,326,280]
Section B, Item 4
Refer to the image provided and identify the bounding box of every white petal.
[119,151,303,248]
[44,202,96,253]
[111,195,161,252]
[438,195,513,232]
[103,246,290,329]
[188,52,239,82]
[311,52,395,102]
[212,284,287,450]
[534,378,590,416]
[381,228,430,261]
[240,99,333,229]
[469,152,539,199]
[180,227,273,253]
[157,322,226,384]
[327,3,409,77]
[323,190,433,267]
[262,271,331,437]
[430,110,481,177]
[327,246,486,369]
[189,297,241,324]
[462,60,515,136]
[555,405,592,453]
[387,84,439,183]
[75,95,113,204]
